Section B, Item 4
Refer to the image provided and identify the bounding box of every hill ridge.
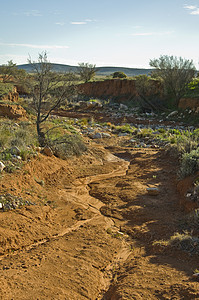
[17,63,152,76]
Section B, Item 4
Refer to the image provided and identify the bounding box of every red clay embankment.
[78,79,138,101]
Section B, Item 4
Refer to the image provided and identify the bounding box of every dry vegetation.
[0,54,198,299]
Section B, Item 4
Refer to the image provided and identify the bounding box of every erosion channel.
[0,138,199,299]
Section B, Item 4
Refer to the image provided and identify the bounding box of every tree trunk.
[36,116,45,147]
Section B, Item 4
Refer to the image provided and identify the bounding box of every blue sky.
[0,0,199,68]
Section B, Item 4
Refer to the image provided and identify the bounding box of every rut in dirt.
[0,146,199,300]
[0,152,132,300]
[88,148,199,299]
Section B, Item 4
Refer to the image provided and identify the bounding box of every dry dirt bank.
[0,137,198,299]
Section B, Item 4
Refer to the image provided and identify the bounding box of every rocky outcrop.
[78,79,138,101]
[0,103,27,119]
[179,98,199,112]
[1,86,19,102]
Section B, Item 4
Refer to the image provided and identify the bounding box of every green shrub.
[20,149,33,161]
[10,127,37,148]
[169,231,199,254]
[49,134,87,159]
[112,71,127,79]
[0,82,14,97]
[115,124,135,134]
[179,148,199,178]
[158,128,166,134]
[0,150,12,161]
[0,125,12,148]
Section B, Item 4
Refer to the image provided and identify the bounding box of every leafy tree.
[0,60,26,83]
[77,62,97,82]
[27,52,77,146]
[187,78,199,96]
[149,55,196,107]
[112,71,127,78]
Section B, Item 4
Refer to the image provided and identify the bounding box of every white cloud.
[55,22,65,26]
[24,10,42,17]
[70,19,97,25]
[184,5,197,10]
[190,8,199,14]
[130,31,172,36]
[184,4,199,15]
[0,43,69,49]
[70,21,87,25]
[84,19,97,22]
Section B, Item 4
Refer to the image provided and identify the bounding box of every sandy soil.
[0,136,199,300]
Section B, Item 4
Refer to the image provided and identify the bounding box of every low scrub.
[0,82,14,98]
[44,122,87,159]
[49,134,87,159]
[153,231,199,255]
[0,121,37,150]
[178,149,199,178]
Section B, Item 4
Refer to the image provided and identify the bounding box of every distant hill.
[17,63,152,77]
[95,66,152,76]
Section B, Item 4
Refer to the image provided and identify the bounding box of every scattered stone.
[91,132,102,139]
[129,139,136,143]
[193,273,199,278]
[167,111,178,118]
[35,147,41,152]
[42,146,53,157]
[101,132,111,138]
[119,104,128,110]
[0,161,5,172]
[140,142,146,147]
[147,187,160,196]
[117,231,124,236]
[118,133,128,137]
[0,194,33,211]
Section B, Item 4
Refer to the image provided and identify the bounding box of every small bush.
[20,149,34,161]
[153,231,199,255]
[0,125,12,148]
[179,148,199,178]
[112,71,127,79]
[169,231,199,254]
[49,134,87,159]
[0,83,14,97]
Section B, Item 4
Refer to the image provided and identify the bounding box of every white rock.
[101,132,111,138]
[119,104,128,110]
[167,111,178,118]
[118,133,128,137]
[0,162,5,172]
[91,132,102,139]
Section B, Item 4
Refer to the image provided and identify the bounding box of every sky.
[0,0,199,68]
